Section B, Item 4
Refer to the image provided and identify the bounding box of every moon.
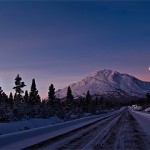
[149,67,150,71]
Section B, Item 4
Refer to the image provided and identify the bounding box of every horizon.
[1,68,149,99]
[0,1,150,98]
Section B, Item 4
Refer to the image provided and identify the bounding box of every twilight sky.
[0,1,150,98]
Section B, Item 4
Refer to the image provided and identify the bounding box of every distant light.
[149,67,150,71]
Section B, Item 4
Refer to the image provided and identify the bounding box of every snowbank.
[131,105,143,111]
[129,107,150,138]
[144,107,150,112]
[0,109,121,149]
[0,117,61,135]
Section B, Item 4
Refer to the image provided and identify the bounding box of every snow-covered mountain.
[56,69,150,99]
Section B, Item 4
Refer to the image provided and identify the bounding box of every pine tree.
[0,86,4,122]
[64,86,74,119]
[9,92,13,101]
[13,74,26,96]
[0,86,3,104]
[8,92,13,106]
[29,79,40,105]
[13,74,26,120]
[48,84,55,102]
[29,79,41,118]
[86,91,91,103]
[66,86,74,102]
[24,90,29,104]
[2,92,9,103]
[47,84,56,116]
[0,86,11,122]
[85,91,92,112]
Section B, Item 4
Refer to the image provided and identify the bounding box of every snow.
[1,107,150,149]
[144,107,150,112]
[0,117,61,135]
[82,115,121,150]
[41,106,150,150]
[131,105,143,111]
[0,110,121,149]
[56,69,150,98]
[129,107,150,138]
[82,107,150,150]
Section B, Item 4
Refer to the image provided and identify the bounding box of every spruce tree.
[29,79,41,118]
[0,88,11,122]
[24,90,29,104]
[48,84,55,102]
[13,74,26,96]
[13,74,26,120]
[8,92,13,107]
[86,91,91,103]
[85,91,92,112]
[0,86,3,104]
[66,86,74,102]
[47,84,56,116]
[65,86,74,119]
[9,92,13,101]
[2,92,9,103]
[29,79,40,105]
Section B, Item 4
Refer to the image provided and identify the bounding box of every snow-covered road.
[26,107,150,150]
[0,107,150,150]
[82,107,150,150]
[0,110,121,149]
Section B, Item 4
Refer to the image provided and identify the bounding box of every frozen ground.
[0,107,150,150]
[0,110,120,149]
[27,107,150,150]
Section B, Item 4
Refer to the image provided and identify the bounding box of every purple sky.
[0,1,150,98]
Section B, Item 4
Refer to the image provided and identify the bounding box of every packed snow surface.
[0,107,150,149]
[129,107,150,137]
[40,107,150,150]
[0,110,121,149]
[56,69,150,98]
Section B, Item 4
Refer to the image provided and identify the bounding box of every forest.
[0,74,149,122]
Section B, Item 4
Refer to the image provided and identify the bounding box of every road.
[25,107,150,150]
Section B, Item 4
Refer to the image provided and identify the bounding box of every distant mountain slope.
[56,69,150,98]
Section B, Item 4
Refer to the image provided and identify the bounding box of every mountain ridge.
[56,69,150,99]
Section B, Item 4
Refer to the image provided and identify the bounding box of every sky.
[0,1,150,98]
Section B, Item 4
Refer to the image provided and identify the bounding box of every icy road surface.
[27,107,150,150]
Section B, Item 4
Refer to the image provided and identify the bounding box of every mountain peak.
[56,69,150,99]
[87,69,117,78]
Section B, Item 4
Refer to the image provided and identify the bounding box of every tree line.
[0,74,149,122]
[0,74,111,122]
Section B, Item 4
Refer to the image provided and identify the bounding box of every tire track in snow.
[84,107,150,150]
[27,111,121,150]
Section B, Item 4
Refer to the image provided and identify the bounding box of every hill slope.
[56,69,150,98]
